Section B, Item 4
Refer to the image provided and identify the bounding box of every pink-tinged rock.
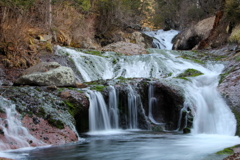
[22,115,78,145]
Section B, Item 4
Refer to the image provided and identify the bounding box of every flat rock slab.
[102,41,148,55]
[14,62,76,87]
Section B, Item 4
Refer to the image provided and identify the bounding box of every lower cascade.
[0,97,43,150]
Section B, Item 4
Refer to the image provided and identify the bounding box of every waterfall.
[108,86,119,129]
[0,97,42,150]
[86,90,111,132]
[127,85,138,129]
[148,83,164,126]
[143,29,179,50]
[56,30,237,135]
[187,72,236,135]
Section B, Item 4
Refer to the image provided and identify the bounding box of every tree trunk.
[46,0,52,30]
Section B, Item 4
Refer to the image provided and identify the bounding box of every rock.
[141,32,153,48]
[218,60,240,109]
[0,87,80,146]
[60,90,89,113]
[76,83,88,88]
[39,34,52,42]
[102,42,148,55]
[183,127,191,134]
[14,62,76,87]
[223,153,240,160]
[229,24,240,43]
[173,16,215,50]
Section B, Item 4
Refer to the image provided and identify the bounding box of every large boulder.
[14,62,76,87]
[229,24,240,43]
[102,41,148,55]
[173,16,215,50]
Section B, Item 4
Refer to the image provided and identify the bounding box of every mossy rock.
[48,116,65,129]
[90,85,106,92]
[177,69,204,78]
[65,100,78,117]
[232,109,240,136]
[183,127,191,134]
[216,146,235,155]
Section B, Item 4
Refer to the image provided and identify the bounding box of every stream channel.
[0,29,240,160]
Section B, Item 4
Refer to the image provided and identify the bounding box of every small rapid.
[0,97,43,150]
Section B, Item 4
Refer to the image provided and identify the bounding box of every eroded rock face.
[0,87,80,147]
[173,16,215,50]
[22,115,78,145]
[218,60,240,110]
[14,62,76,87]
[102,42,148,55]
[138,80,184,130]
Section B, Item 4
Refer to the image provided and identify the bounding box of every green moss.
[174,77,190,81]
[183,127,191,134]
[168,72,173,77]
[216,147,235,155]
[86,81,99,85]
[36,107,46,118]
[58,88,65,92]
[219,66,235,84]
[236,56,240,61]
[112,58,117,64]
[232,109,240,136]
[35,87,41,92]
[83,50,102,56]
[179,55,204,64]
[151,125,163,132]
[48,117,65,129]
[65,100,78,117]
[90,85,106,92]
[177,69,204,78]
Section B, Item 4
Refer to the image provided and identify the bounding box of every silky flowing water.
[0,30,239,159]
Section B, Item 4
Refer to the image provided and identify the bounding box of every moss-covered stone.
[48,116,65,129]
[183,127,191,134]
[65,100,78,117]
[232,109,240,136]
[235,56,240,61]
[151,125,163,132]
[216,147,235,155]
[176,69,204,79]
[219,66,236,84]
[90,85,106,92]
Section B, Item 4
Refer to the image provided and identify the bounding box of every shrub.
[225,0,240,24]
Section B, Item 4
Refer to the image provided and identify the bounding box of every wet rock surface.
[0,86,86,145]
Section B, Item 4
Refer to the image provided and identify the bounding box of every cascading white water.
[127,85,138,129]
[148,83,163,125]
[86,90,111,132]
[108,86,119,129]
[144,29,179,50]
[0,97,43,150]
[58,45,237,135]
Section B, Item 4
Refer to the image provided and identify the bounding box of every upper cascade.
[143,29,179,50]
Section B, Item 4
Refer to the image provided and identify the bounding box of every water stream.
[0,30,239,159]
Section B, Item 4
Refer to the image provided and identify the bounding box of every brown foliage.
[0,6,40,69]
